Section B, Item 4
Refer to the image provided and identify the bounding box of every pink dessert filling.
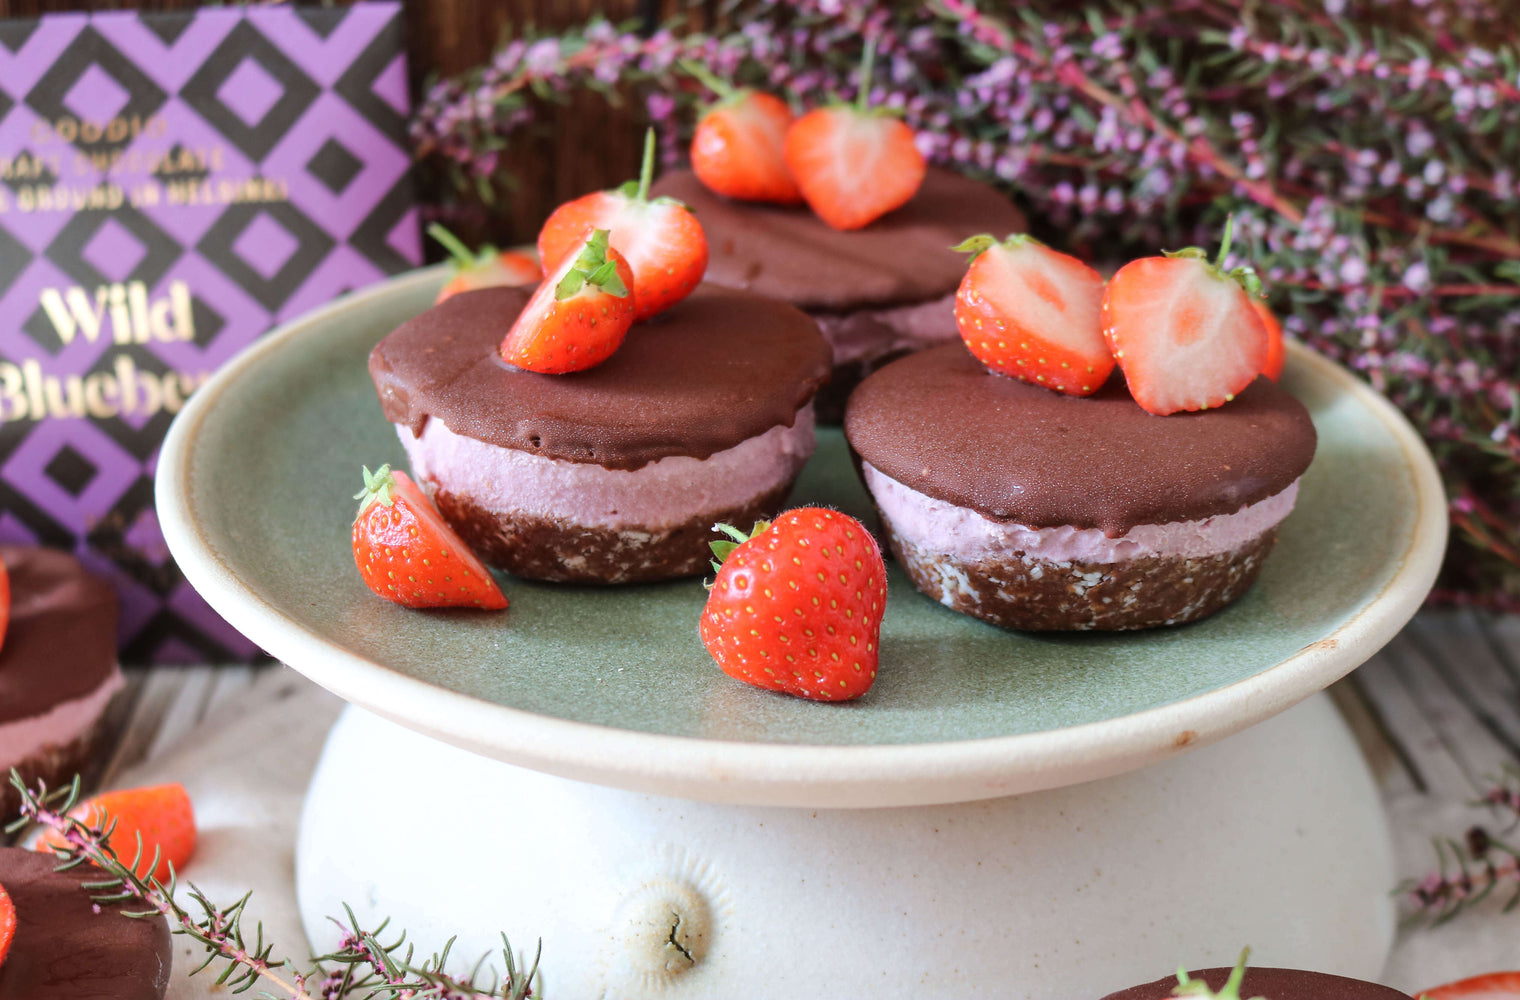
[0,666,123,769]
[811,293,957,365]
[399,405,816,530]
[862,462,1300,564]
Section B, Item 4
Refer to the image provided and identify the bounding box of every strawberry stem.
[708,520,772,573]
[635,127,656,203]
[1215,213,1236,270]
[1173,948,1264,1000]
[856,37,877,113]
[426,223,489,269]
[680,59,736,102]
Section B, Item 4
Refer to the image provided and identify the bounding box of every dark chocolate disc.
[0,546,118,727]
[0,847,172,999]
[844,343,1317,535]
[650,168,1027,311]
[370,283,832,471]
[1101,966,1411,1000]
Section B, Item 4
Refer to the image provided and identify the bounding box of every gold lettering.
[0,363,26,421]
[83,372,119,418]
[42,373,86,418]
[22,360,45,419]
[38,286,108,345]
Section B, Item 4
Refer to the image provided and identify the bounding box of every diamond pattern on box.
[0,4,418,663]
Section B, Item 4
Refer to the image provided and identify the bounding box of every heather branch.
[6,772,538,1000]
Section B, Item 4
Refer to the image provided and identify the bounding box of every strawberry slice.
[952,233,1111,395]
[538,129,708,321]
[429,223,540,304]
[352,465,508,610]
[36,783,197,883]
[1102,219,1269,415]
[701,508,887,702]
[684,61,801,204]
[502,228,636,374]
[1252,298,1286,381]
[1420,972,1520,1000]
[783,42,925,230]
[0,883,13,970]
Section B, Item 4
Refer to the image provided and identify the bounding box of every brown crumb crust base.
[880,520,1280,631]
[1,724,100,819]
[433,480,797,584]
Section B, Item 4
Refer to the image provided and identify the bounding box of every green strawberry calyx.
[1171,948,1266,1000]
[952,232,1046,264]
[681,60,754,117]
[555,229,630,300]
[354,464,398,518]
[427,223,498,272]
[708,520,772,574]
[1162,214,1263,298]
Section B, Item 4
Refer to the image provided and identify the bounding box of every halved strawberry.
[36,783,197,883]
[502,228,636,374]
[952,234,1111,395]
[1102,220,1269,415]
[684,61,800,204]
[538,130,708,321]
[783,42,925,230]
[0,883,13,970]
[1419,972,1520,1000]
[428,223,540,304]
[1252,298,1286,381]
[352,465,508,610]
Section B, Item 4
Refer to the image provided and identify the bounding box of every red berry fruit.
[538,130,708,322]
[501,228,636,375]
[700,508,887,702]
[36,783,197,883]
[1252,298,1286,381]
[783,43,925,230]
[952,234,1111,395]
[1420,972,1520,1000]
[685,63,801,204]
[1103,219,1269,416]
[428,223,540,304]
[352,465,508,610]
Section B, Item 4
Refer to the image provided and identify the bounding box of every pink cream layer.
[0,666,122,769]
[863,462,1300,564]
[399,405,816,530]
[812,293,957,365]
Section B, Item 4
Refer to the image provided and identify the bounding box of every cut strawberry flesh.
[785,108,925,231]
[957,241,1111,394]
[1104,257,1268,415]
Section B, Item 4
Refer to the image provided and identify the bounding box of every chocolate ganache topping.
[0,546,118,727]
[650,168,1027,312]
[844,343,1317,535]
[370,283,832,471]
[0,847,172,999]
[1101,966,1411,1000]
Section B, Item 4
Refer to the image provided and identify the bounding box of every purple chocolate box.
[0,3,420,663]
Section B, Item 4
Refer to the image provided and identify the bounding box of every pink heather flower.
[1403,261,1432,293]
[523,38,562,75]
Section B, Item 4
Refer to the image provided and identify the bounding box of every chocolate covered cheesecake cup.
[370,284,831,584]
[651,167,1025,420]
[844,344,1317,631]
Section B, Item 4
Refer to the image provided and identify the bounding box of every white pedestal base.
[297,693,1394,999]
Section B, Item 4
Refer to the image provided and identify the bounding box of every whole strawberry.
[428,223,540,304]
[700,508,887,702]
[1103,217,1269,415]
[684,60,801,204]
[953,233,1111,395]
[501,228,636,374]
[538,129,708,321]
[784,41,926,230]
[352,464,508,610]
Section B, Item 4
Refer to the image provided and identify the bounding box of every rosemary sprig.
[7,771,539,1000]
